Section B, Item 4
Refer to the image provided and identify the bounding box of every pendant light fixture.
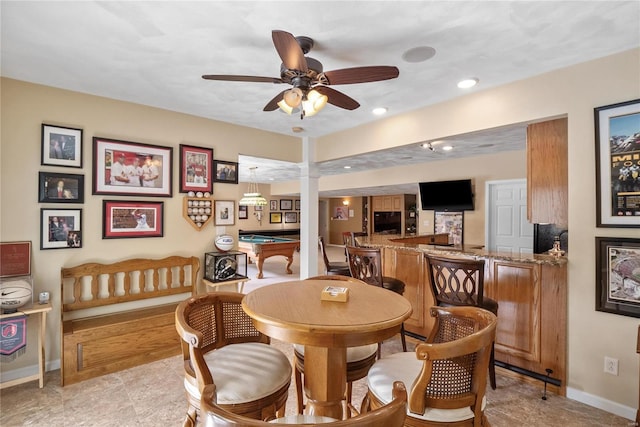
[238,167,268,206]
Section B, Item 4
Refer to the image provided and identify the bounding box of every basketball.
[0,279,33,311]
[215,234,235,252]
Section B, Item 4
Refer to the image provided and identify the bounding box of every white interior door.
[485,179,533,254]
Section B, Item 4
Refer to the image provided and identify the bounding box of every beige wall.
[2,47,640,415]
[0,78,301,375]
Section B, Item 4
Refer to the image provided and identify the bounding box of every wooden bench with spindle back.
[60,256,199,386]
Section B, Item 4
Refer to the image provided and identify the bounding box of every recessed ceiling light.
[402,46,436,63]
[292,126,304,133]
[372,107,388,115]
[343,166,352,169]
[442,145,453,151]
[457,78,479,89]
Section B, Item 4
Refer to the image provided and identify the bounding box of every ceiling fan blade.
[263,90,287,111]
[322,66,399,85]
[315,86,360,110]
[272,30,308,72]
[202,75,283,84]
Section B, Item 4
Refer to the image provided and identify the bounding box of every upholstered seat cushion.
[184,342,292,404]
[367,352,485,422]
[382,277,405,295]
[293,343,378,362]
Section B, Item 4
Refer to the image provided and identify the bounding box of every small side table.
[203,277,249,293]
[0,302,52,389]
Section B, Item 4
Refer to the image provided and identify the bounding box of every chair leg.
[489,343,497,390]
[400,323,407,352]
[294,364,304,414]
[183,405,196,427]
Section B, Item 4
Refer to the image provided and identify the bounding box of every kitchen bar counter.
[357,233,567,396]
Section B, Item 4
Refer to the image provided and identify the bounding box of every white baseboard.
[0,359,60,383]
[566,386,636,421]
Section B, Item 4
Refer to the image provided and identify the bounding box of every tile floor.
[0,244,634,426]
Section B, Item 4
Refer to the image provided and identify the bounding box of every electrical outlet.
[604,356,618,375]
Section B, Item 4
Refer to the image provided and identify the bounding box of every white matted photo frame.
[93,137,172,197]
[38,172,84,203]
[270,200,278,211]
[102,200,164,239]
[284,212,297,223]
[40,208,82,250]
[595,237,640,318]
[41,124,83,168]
[214,200,235,225]
[595,99,640,227]
[179,144,213,194]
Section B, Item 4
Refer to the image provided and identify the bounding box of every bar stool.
[424,254,498,389]
[319,236,351,276]
[346,246,407,355]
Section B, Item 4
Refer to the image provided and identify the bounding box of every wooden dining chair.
[200,381,408,427]
[361,306,497,427]
[293,275,378,414]
[319,236,351,276]
[424,254,498,389]
[346,246,407,354]
[342,231,357,260]
[175,292,292,427]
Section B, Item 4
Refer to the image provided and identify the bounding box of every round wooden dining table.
[242,279,412,420]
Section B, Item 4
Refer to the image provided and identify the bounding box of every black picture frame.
[295,199,301,210]
[93,137,173,197]
[40,208,82,249]
[179,144,213,194]
[284,212,297,223]
[213,160,239,184]
[38,172,84,203]
[596,237,640,318]
[238,205,248,219]
[270,200,278,211]
[280,199,293,210]
[41,124,83,168]
[594,99,640,227]
[270,212,282,224]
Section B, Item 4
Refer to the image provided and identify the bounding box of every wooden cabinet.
[372,195,403,211]
[485,258,567,395]
[371,194,417,237]
[526,118,568,226]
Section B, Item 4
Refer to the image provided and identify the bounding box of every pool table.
[237,235,300,279]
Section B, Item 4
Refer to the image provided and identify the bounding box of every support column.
[299,136,319,279]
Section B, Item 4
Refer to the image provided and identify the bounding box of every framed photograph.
[214,200,235,225]
[41,124,83,168]
[595,99,640,227]
[596,237,640,318]
[295,199,301,210]
[238,205,248,219]
[40,208,82,249]
[102,200,163,239]
[270,212,282,224]
[38,172,84,203]
[280,199,293,210]
[284,212,297,223]
[92,137,172,197]
[179,144,213,194]
[213,160,239,184]
[434,211,464,245]
[270,200,278,211]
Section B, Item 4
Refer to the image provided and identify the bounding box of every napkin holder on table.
[321,286,349,302]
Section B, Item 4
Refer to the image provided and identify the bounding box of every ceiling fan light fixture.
[283,87,303,108]
[277,99,294,115]
[302,89,328,116]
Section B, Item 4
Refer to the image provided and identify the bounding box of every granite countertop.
[358,234,568,266]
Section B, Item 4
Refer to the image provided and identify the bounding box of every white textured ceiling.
[2,1,639,196]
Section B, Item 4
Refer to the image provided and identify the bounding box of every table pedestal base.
[303,346,347,420]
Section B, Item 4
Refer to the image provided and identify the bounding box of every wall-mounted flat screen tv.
[419,179,474,211]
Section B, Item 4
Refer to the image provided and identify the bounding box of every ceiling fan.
[202,30,400,119]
